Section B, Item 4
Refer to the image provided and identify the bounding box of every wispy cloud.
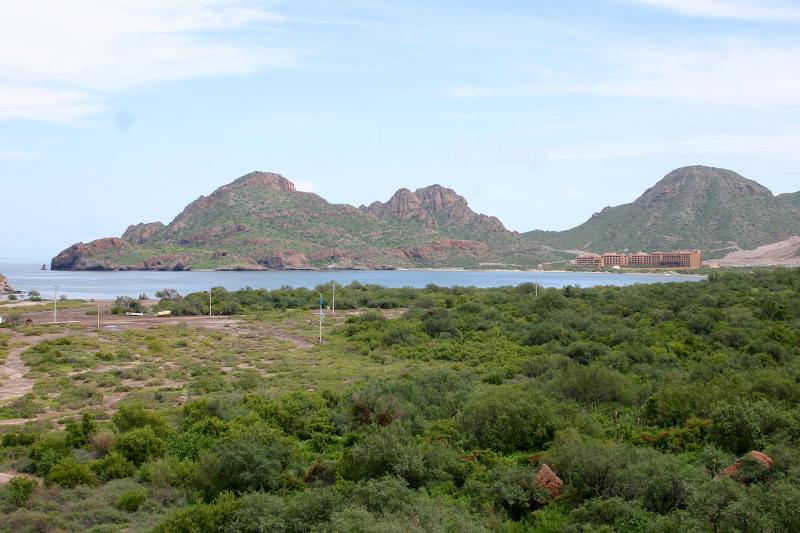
[629,0,800,22]
[0,1,292,122]
[545,132,800,160]
[451,38,800,108]
[0,147,41,160]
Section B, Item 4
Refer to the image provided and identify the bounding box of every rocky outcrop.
[142,254,194,271]
[51,238,130,270]
[122,222,165,244]
[401,239,489,261]
[0,273,14,293]
[535,464,563,498]
[257,251,310,269]
[718,451,774,479]
[363,185,507,233]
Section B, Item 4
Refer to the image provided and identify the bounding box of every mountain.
[52,172,565,271]
[779,191,800,210]
[535,166,800,255]
[51,166,800,271]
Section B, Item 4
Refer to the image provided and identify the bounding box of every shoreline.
[35,265,707,276]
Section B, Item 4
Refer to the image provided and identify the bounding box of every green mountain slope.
[778,191,800,210]
[535,166,800,255]
[52,172,565,270]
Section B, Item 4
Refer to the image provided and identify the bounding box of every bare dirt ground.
[0,302,323,427]
[0,340,41,402]
[713,236,800,267]
[15,302,241,332]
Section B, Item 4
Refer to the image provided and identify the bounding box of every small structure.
[535,464,563,498]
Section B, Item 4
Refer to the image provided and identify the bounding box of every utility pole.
[319,294,324,344]
[332,280,336,315]
[97,294,100,329]
[535,278,539,298]
[53,285,58,324]
[208,283,212,318]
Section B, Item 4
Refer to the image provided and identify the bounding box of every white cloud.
[294,180,316,192]
[0,1,291,122]
[629,0,800,21]
[0,85,102,122]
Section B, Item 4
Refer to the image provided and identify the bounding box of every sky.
[1,0,800,259]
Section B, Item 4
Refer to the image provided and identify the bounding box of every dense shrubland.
[1,269,799,531]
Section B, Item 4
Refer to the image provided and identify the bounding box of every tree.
[111,296,142,314]
[709,400,762,456]
[156,288,181,301]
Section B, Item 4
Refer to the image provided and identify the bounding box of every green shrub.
[5,476,38,506]
[28,433,70,477]
[92,451,136,481]
[115,426,166,466]
[117,487,148,512]
[139,456,196,488]
[65,412,97,447]
[153,491,238,533]
[210,433,300,495]
[90,429,117,457]
[112,403,171,437]
[341,423,466,489]
[1,432,38,447]
[45,457,95,488]
[459,385,559,453]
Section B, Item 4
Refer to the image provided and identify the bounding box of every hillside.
[0,273,14,293]
[51,166,800,270]
[52,172,564,271]
[779,191,800,210]
[536,166,800,255]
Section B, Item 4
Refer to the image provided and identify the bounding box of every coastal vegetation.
[0,269,799,531]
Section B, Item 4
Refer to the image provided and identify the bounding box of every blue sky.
[2,0,800,259]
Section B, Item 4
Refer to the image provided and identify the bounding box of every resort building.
[575,250,702,269]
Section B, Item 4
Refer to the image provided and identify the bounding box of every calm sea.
[0,261,705,300]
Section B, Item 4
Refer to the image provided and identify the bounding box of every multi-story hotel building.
[575,250,702,269]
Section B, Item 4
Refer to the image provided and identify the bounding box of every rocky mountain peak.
[637,165,772,208]
[227,171,296,193]
[363,184,507,232]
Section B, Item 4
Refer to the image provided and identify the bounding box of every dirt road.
[714,236,800,267]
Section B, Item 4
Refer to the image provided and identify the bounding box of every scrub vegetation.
[1,269,799,532]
